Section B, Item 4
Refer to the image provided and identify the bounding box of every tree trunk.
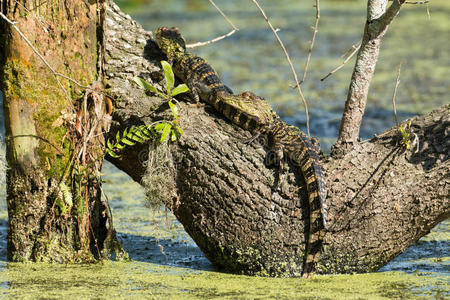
[334,0,406,155]
[0,0,113,262]
[104,3,449,276]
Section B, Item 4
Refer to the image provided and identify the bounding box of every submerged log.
[104,3,449,275]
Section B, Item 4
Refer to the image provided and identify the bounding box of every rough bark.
[334,0,406,155]
[104,3,449,276]
[0,0,111,262]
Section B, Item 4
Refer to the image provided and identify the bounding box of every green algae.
[0,262,447,299]
[0,162,448,298]
[0,0,449,297]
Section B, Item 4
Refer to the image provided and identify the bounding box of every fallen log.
[104,3,449,276]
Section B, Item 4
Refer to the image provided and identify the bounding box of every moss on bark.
[1,0,110,262]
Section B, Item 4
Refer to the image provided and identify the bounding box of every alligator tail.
[291,137,326,278]
[266,121,326,277]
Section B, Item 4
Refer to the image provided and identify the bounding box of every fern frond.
[107,124,162,158]
[120,138,136,146]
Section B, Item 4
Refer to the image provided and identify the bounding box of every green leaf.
[160,124,172,143]
[132,129,146,140]
[161,61,174,94]
[133,77,159,94]
[171,131,177,142]
[107,149,121,158]
[154,123,169,132]
[125,131,135,140]
[116,143,126,150]
[116,130,121,143]
[175,125,184,136]
[107,139,114,150]
[139,128,153,139]
[141,128,155,139]
[168,101,179,119]
[171,84,190,97]
[121,138,136,146]
[130,134,145,143]
[172,124,184,141]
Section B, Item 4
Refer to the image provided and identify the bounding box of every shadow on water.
[381,240,450,275]
[0,218,7,262]
[116,231,214,272]
[0,204,215,272]
[101,161,215,272]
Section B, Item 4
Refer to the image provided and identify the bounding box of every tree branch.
[300,0,320,85]
[380,0,406,35]
[103,3,449,276]
[251,0,310,136]
[321,40,361,81]
[186,0,238,49]
[334,0,405,156]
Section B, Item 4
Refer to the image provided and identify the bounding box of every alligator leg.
[186,77,202,103]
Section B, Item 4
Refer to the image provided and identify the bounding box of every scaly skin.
[155,26,326,278]
[265,119,326,278]
[154,26,231,102]
[209,90,277,135]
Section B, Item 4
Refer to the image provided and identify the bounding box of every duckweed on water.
[1,162,447,298]
[0,0,448,298]
[0,262,448,299]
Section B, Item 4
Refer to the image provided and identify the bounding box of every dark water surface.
[0,0,448,298]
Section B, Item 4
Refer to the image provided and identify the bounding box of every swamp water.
[0,0,449,298]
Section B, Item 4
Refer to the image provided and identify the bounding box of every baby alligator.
[214,91,327,278]
[155,26,326,277]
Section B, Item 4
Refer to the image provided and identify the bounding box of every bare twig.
[186,0,238,48]
[251,0,310,136]
[0,12,90,110]
[8,134,63,154]
[13,0,50,31]
[340,40,361,58]
[0,12,72,106]
[208,0,238,30]
[391,62,402,127]
[186,29,237,48]
[56,73,89,89]
[321,40,361,81]
[300,0,320,85]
